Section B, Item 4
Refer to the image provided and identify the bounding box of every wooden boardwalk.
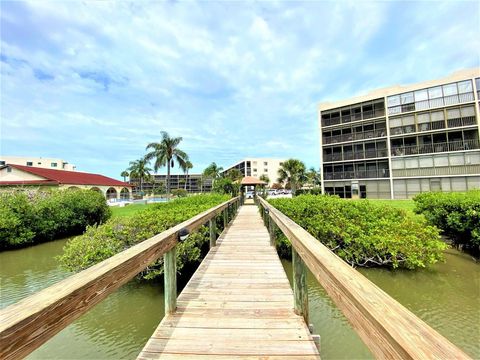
[138,205,320,359]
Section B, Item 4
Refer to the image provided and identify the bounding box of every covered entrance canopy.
[240,176,266,202]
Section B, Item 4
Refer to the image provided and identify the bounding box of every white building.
[0,156,76,171]
[222,158,286,186]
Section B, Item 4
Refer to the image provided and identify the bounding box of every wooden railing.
[258,197,471,359]
[0,197,240,360]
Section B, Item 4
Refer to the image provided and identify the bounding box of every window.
[419,156,433,167]
[414,89,428,102]
[0,161,5,166]
[27,162,33,166]
[51,162,57,167]
[264,162,268,166]
[460,106,475,117]
[7,167,12,173]
[428,86,442,99]
[457,80,473,93]
[253,168,257,172]
[431,111,445,122]
[264,168,268,173]
[442,83,458,96]
[447,108,461,119]
[387,95,400,107]
[400,92,414,104]
[417,113,430,123]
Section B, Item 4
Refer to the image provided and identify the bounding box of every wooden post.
[293,248,308,323]
[164,246,177,315]
[209,218,216,248]
[223,208,227,229]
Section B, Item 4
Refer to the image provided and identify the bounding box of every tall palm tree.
[183,161,193,190]
[128,157,152,194]
[120,170,129,182]
[203,162,224,186]
[277,159,307,196]
[145,131,189,198]
[259,174,270,185]
[226,168,243,182]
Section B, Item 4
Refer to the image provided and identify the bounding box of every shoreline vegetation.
[58,194,230,280]
[0,189,110,250]
[268,195,446,269]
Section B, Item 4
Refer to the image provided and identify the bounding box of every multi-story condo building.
[318,68,480,199]
[131,174,212,194]
[0,156,76,171]
[222,158,286,186]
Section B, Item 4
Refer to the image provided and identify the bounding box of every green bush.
[171,188,188,197]
[58,194,230,280]
[413,190,480,250]
[213,178,240,196]
[0,189,111,250]
[268,195,446,269]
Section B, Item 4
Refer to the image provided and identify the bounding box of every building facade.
[318,68,480,199]
[0,156,76,171]
[0,164,132,199]
[222,158,286,186]
[133,174,213,194]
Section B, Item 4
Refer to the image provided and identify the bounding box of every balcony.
[323,149,389,162]
[391,139,480,157]
[387,92,475,115]
[324,169,390,180]
[323,129,387,144]
[392,164,480,177]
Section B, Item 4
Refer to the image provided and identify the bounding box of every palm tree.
[277,159,307,196]
[203,162,224,186]
[128,157,152,194]
[183,161,193,190]
[259,174,270,185]
[226,168,243,182]
[120,170,129,182]
[307,167,321,188]
[145,131,189,198]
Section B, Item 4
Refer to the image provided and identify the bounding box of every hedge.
[413,190,480,250]
[58,194,231,280]
[0,189,111,250]
[268,195,446,269]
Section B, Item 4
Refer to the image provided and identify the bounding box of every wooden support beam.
[209,218,216,248]
[223,208,227,229]
[269,216,276,247]
[164,247,177,314]
[293,247,308,323]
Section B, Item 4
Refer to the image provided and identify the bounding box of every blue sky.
[1,1,479,179]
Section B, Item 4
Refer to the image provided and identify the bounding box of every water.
[1,240,479,359]
[282,249,480,359]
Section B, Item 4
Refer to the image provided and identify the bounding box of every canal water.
[1,239,479,359]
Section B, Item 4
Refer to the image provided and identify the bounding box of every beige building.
[0,164,132,199]
[222,158,286,186]
[0,156,76,171]
[318,68,480,199]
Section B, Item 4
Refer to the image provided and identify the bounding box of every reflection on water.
[1,239,479,359]
[283,248,480,359]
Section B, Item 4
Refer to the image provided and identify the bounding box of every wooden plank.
[258,197,470,360]
[0,197,239,360]
[139,205,319,359]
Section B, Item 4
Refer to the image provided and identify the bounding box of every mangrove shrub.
[268,195,446,269]
[58,194,230,279]
[414,190,480,250]
[0,189,111,250]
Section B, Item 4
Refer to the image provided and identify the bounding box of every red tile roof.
[241,176,267,186]
[2,164,132,187]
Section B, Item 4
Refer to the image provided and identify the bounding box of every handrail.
[0,197,240,360]
[258,197,470,359]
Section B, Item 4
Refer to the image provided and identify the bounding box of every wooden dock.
[138,205,320,359]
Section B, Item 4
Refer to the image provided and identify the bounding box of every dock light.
[265,208,269,214]
[178,228,189,242]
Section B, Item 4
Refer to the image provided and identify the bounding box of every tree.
[120,170,129,182]
[259,174,270,186]
[226,168,243,182]
[212,178,240,196]
[183,160,193,190]
[277,159,307,196]
[128,157,152,194]
[307,167,321,188]
[145,131,189,198]
[203,162,224,186]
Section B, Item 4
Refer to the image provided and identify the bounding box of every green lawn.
[356,199,416,214]
[110,203,157,218]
